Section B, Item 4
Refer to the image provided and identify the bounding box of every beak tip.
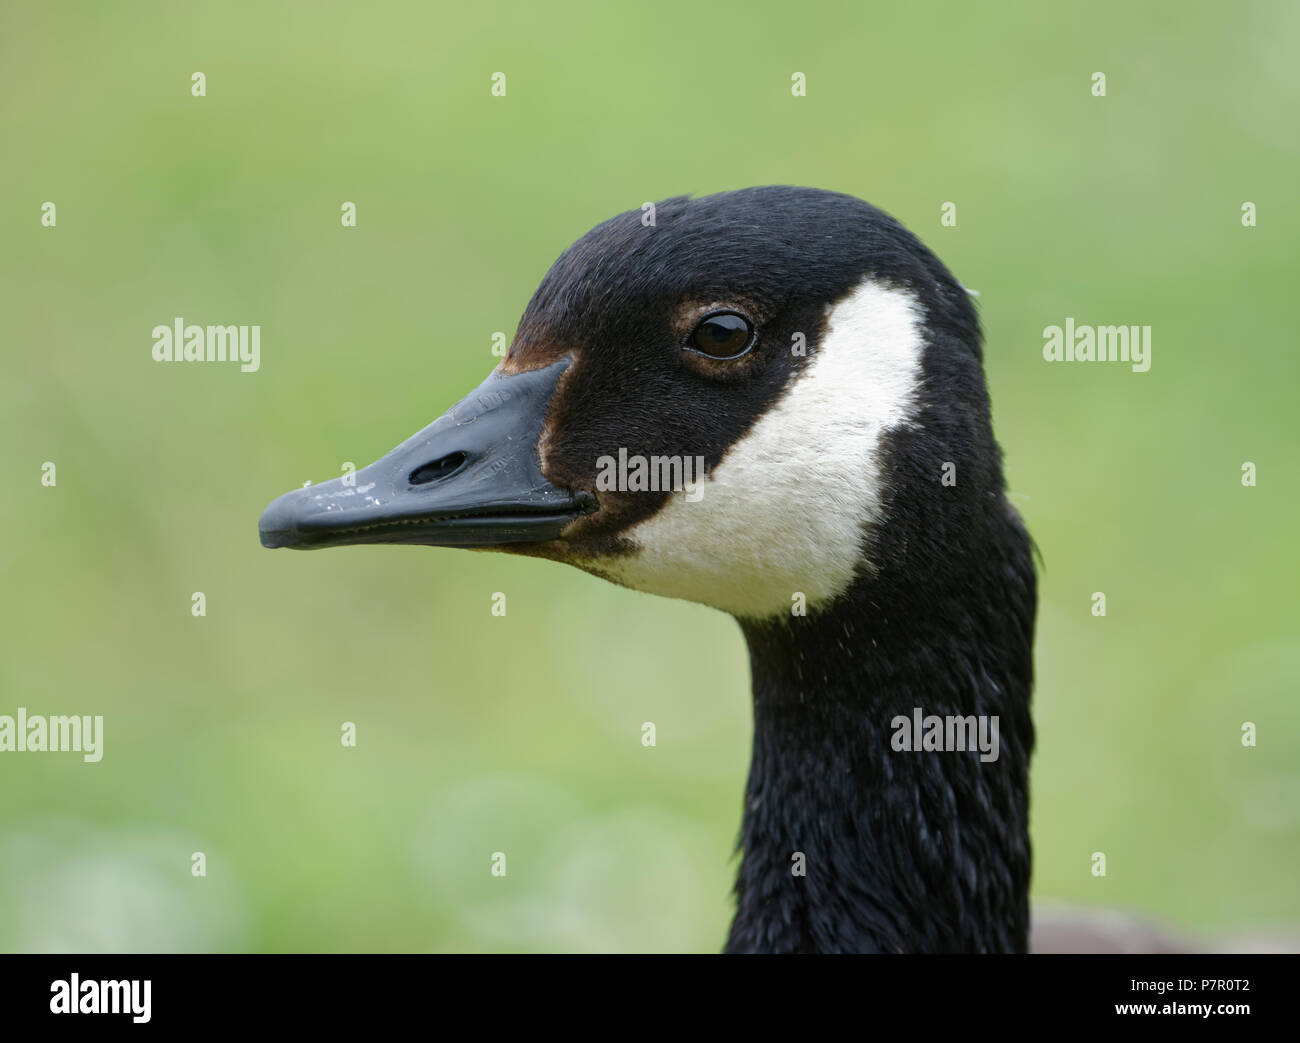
[258,491,305,549]
[258,527,296,549]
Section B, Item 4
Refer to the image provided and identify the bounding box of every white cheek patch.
[595,278,928,619]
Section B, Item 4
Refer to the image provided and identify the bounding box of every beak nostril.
[409,451,469,486]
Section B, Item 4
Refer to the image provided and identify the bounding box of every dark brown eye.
[687,311,755,359]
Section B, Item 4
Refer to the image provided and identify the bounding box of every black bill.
[258,358,594,550]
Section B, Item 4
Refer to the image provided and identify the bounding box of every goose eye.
[687,312,755,359]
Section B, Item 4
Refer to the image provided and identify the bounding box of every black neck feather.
[725,510,1036,954]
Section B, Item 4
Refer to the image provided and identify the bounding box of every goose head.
[260,186,1003,623]
[259,186,1035,953]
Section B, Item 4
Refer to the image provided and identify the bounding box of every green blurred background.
[2,0,1296,952]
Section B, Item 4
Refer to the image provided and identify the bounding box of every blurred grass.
[1,0,1296,951]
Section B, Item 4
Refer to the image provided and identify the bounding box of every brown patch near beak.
[532,360,574,485]
[498,326,576,375]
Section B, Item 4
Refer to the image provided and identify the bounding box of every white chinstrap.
[595,277,927,618]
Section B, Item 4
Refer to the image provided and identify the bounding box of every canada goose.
[259,186,1037,953]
